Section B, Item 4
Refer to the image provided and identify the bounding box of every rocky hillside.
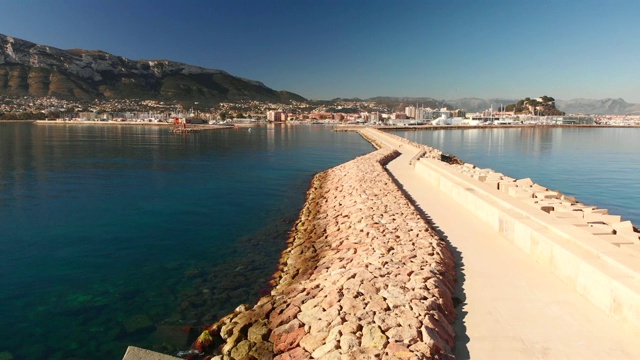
[508,96,564,116]
[555,98,640,115]
[0,33,305,106]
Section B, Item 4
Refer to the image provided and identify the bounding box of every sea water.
[0,122,373,359]
[392,127,640,226]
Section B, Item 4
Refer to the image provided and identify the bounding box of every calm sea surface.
[392,127,640,226]
[0,122,373,359]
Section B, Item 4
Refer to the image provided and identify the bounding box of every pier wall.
[176,147,459,359]
[413,154,640,329]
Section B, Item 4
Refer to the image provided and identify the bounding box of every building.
[549,116,594,125]
[405,106,416,119]
[266,110,285,122]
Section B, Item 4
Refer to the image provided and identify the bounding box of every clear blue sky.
[2,0,640,102]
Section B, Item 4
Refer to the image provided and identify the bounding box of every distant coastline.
[22,120,640,130]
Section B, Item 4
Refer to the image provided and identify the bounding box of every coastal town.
[2,95,640,126]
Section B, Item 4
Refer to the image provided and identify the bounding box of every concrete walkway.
[360,128,640,360]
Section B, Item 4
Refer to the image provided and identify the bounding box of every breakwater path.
[165,141,460,359]
[359,128,640,359]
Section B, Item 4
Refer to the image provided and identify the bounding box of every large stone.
[299,332,328,354]
[230,340,253,359]
[249,341,274,359]
[361,324,387,350]
[310,340,337,359]
[274,347,311,360]
[269,305,301,329]
[385,342,415,359]
[247,320,270,342]
[273,326,306,353]
[339,333,360,352]
[269,320,303,348]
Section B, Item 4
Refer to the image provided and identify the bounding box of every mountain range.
[445,97,640,115]
[2,33,639,114]
[0,33,305,106]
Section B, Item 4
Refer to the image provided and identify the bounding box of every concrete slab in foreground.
[122,346,180,360]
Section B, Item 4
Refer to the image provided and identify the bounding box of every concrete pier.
[359,128,640,359]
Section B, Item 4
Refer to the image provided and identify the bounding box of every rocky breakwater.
[189,147,457,359]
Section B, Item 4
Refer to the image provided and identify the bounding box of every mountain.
[0,33,305,106]
[555,98,640,115]
[446,97,640,114]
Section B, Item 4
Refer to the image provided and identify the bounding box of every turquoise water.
[392,127,640,226]
[0,123,373,359]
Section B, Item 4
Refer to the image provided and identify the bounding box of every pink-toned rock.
[308,320,330,335]
[340,296,365,314]
[269,320,305,353]
[373,312,398,332]
[420,325,451,355]
[366,294,389,312]
[320,288,342,310]
[299,332,328,354]
[269,305,301,329]
[274,326,306,353]
[274,347,311,360]
[386,325,419,344]
[385,342,415,359]
[424,314,455,348]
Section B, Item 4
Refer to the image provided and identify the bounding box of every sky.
[2,0,640,102]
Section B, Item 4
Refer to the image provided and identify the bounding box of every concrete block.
[585,223,615,235]
[532,184,548,192]
[550,210,585,219]
[533,191,560,199]
[584,213,622,225]
[484,179,501,190]
[472,174,487,182]
[612,221,634,233]
[122,346,180,360]
[516,177,534,187]
[508,188,533,198]
[560,194,578,204]
[498,182,517,192]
